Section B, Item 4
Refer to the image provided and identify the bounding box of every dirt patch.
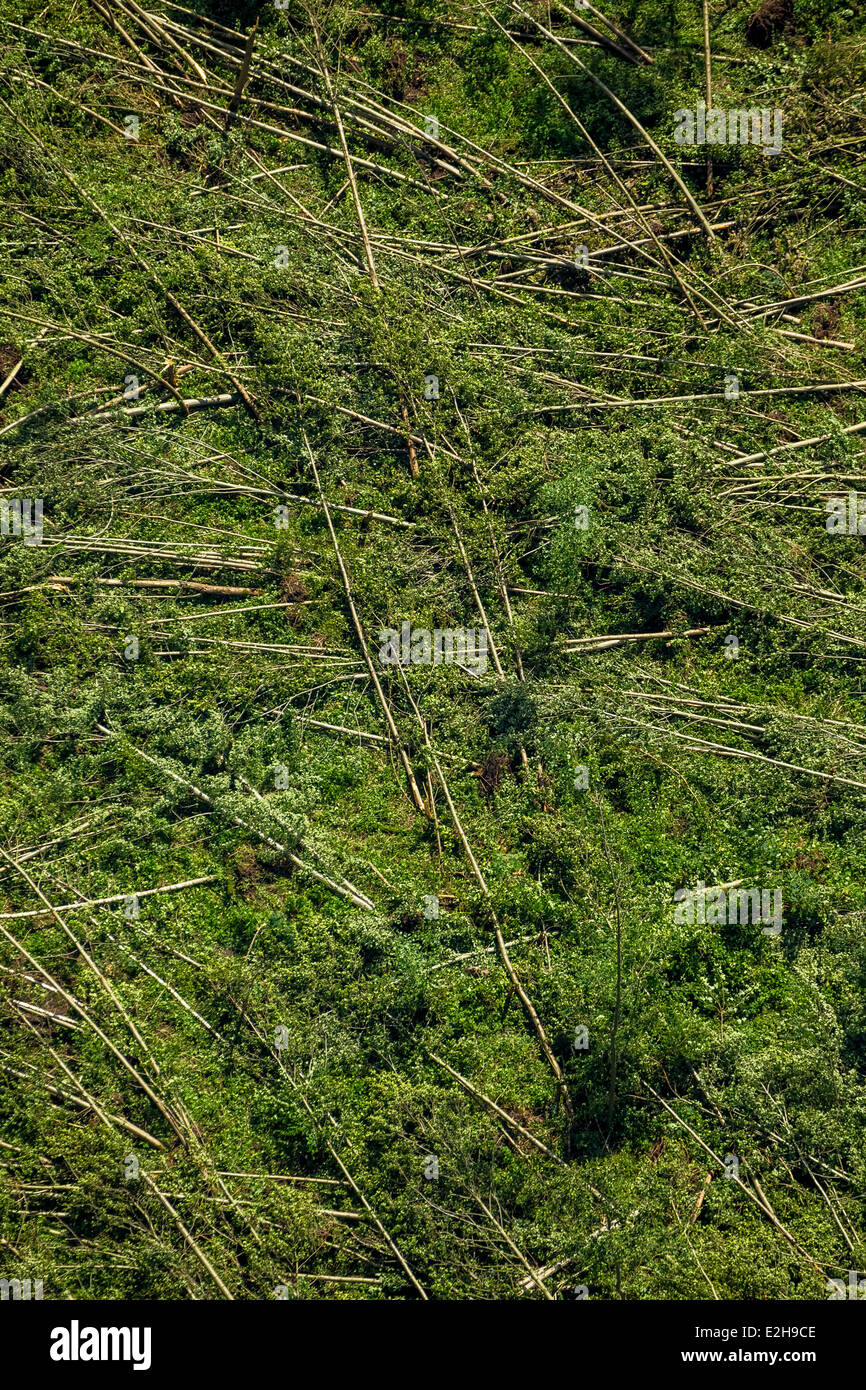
[474,751,511,799]
[809,301,842,340]
[766,409,799,442]
[745,0,793,48]
[231,845,263,881]
[280,573,309,603]
[0,343,26,389]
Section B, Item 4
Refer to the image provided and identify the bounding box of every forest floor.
[1,0,865,1300]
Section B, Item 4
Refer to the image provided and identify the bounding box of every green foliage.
[0,0,864,1303]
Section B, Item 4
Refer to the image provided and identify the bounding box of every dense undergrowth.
[0,0,865,1299]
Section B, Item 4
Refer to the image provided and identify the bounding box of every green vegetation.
[0,0,865,1301]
